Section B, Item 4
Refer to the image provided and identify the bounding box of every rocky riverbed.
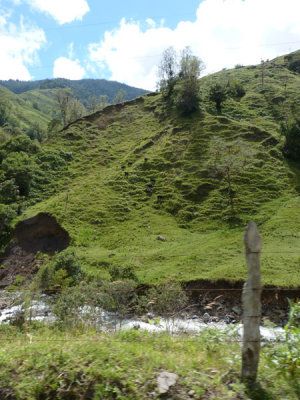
[0,291,287,341]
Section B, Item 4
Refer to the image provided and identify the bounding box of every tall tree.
[54,88,86,126]
[68,98,86,123]
[87,95,109,112]
[179,47,205,80]
[113,89,127,104]
[54,88,72,126]
[208,82,228,113]
[157,46,179,92]
[174,47,205,114]
[157,47,204,113]
[210,137,255,215]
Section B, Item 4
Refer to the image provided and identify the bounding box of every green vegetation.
[37,248,82,289]
[2,49,300,400]
[208,82,228,113]
[157,46,204,114]
[0,78,148,106]
[0,302,299,399]
[0,135,72,252]
[0,51,300,288]
[0,78,148,145]
[281,118,300,160]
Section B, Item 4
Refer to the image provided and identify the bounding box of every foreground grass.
[0,324,299,399]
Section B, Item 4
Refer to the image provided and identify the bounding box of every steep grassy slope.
[0,85,52,131]
[3,51,299,287]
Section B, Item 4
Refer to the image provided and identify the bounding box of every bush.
[227,80,246,99]
[0,204,16,252]
[109,265,138,282]
[268,300,300,377]
[284,53,300,74]
[52,284,101,327]
[99,280,137,315]
[1,152,35,196]
[38,248,82,289]
[0,179,19,204]
[281,118,300,160]
[0,135,39,157]
[24,122,46,142]
[208,82,228,113]
[174,78,201,114]
[146,281,188,319]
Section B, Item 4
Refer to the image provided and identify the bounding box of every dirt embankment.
[184,279,300,325]
[0,213,70,288]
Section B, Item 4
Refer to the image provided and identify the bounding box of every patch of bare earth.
[0,213,70,288]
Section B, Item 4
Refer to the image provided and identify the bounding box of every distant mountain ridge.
[0,78,149,105]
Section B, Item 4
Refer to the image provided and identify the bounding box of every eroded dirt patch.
[15,213,70,254]
[0,213,70,288]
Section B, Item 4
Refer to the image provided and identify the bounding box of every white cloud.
[0,13,46,80]
[25,0,90,24]
[88,0,300,90]
[53,57,86,79]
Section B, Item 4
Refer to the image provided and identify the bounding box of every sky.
[0,0,299,91]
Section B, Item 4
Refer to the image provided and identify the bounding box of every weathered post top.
[244,221,262,254]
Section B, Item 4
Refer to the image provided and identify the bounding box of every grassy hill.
[0,85,52,132]
[0,78,149,143]
[1,50,300,288]
[0,78,148,106]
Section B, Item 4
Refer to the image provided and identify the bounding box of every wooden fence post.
[241,221,262,385]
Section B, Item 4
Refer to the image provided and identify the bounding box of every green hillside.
[0,78,148,105]
[0,78,149,145]
[1,50,300,288]
[0,85,52,132]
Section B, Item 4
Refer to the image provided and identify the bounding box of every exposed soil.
[15,213,70,254]
[0,213,70,288]
[184,279,300,325]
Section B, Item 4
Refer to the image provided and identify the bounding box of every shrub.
[38,248,82,289]
[52,284,100,327]
[0,204,16,252]
[0,179,19,204]
[24,122,46,142]
[99,279,137,314]
[227,80,246,99]
[0,135,39,157]
[1,152,35,196]
[208,82,228,113]
[281,118,300,160]
[109,265,138,282]
[174,78,201,114]
[268,300,300,377]
[146,281,188,319]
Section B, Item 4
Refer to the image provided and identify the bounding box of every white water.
[0,293,285,341]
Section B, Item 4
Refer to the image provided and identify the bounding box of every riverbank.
[1,282,300,328]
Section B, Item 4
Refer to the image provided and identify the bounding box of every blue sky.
[0,0,299,90]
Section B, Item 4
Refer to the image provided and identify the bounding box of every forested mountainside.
[0,78,148,105]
